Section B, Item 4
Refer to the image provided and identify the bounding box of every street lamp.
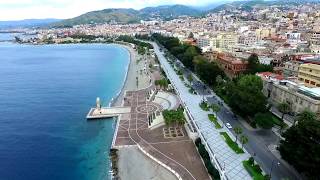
[270,159,280,178]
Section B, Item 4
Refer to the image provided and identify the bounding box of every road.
[153,42,302,180]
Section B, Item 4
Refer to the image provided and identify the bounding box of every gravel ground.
[118,146,177,180]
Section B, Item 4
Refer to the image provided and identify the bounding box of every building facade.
[298,63,320,87]
[258,72,320,115]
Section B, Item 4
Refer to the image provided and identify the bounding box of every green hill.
[140,5,201,19]
[53,5,202,27]
[53,8,141,27]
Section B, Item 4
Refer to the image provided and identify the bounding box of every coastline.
[109,43,134,107]
[109,43,177,180]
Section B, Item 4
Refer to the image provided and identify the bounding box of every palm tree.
[278,102,291,121]
[234,126,243,143]
[240,135,249,149]
[211,104,221,115]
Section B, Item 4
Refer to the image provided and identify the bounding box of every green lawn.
[268,112,288,128]
[208,114,222,129]
[220,132,244,154]
[243,160,267,180]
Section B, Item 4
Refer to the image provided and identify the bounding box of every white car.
[225,123,232,129]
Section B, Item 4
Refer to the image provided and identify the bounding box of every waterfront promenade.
[105,44,210,180]
[151,42,252,180]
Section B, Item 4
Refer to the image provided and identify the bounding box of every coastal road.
[151,41,302,180]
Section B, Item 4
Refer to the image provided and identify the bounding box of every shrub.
[243,160,265,180]
[200,101,210,111]
[198,144,210,160]
[208,114,222,129]
[248,157,254,166]
[253,164,262,174]
[250,121,257,128]
[195,138,201,147]
[195,141,220,180]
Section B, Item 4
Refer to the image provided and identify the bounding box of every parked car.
[225,123,232,129]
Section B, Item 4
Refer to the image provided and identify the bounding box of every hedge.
[195,138,220,180]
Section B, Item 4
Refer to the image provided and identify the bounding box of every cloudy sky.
[0,0,224,20]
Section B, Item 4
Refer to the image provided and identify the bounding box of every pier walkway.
[86,106,131,119]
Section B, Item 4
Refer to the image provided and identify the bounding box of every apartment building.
[283,61,303,77]
[298,63,320,87]
[215,33,238,51]
[310,31,320,53]
[215,52,248,78]
[258,72,320,115]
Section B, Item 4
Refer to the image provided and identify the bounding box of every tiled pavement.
[113,89,210,180]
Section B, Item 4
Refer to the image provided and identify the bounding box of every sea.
[0,33,130,180]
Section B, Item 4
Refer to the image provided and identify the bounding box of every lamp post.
[270,159,280,179]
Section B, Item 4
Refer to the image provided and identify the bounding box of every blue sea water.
[0,38,129,180]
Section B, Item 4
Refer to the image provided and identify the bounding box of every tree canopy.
[194,55,225,86]
[152,33,202,71]
[254,112,274,129]
[162,108,185,126]
[229,75,268,116]
[246,54,273,74]
[278,102,291,120]
[279,110,320,178]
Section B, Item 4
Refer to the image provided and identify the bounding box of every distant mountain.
[53,8,140,27]
[140,5,201,19]
[209,0,320,13]
[0,19,61,29]
[51,0,320,27]
[54,5,203,27]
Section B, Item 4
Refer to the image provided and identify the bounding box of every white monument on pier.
[96,97,101,110]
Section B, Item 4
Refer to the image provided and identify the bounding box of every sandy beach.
[111,43,177,180]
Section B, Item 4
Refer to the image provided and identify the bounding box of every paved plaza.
[113,89,210,180]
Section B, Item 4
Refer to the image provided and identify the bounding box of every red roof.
[257,72,284,81]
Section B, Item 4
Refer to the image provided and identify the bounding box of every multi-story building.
[238,31,257,45]
[310,31,320,53]
[283,61,303,77]
[197,36,210,48]
[258,72,320,115]
[214,52,248,78]
[298,63,320,87]
[215,33,238,51]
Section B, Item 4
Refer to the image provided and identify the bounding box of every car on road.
[225,123,232,129]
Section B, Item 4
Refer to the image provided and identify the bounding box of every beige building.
[258,72,320,115]
[298,63,320,87]
[255,28,276,40]
[212,33,238,51]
